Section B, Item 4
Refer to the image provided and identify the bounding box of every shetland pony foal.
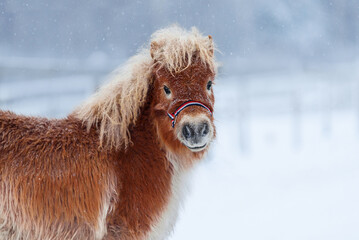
[0,26,217,240]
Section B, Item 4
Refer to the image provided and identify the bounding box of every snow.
[170,110,359,240]
[169,71,359,240]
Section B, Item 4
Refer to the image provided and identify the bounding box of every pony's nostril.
[182,124,194,140]
[199,122,210,136]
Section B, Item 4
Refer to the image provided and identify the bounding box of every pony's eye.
[163,85,171,95]
[206,81,213,91]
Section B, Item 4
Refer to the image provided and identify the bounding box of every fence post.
[355,78,359,137]
[321,80,332,137]
[238,81,250,154]
[291,91,301,150]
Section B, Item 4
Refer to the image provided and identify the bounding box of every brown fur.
[0,26,217,240]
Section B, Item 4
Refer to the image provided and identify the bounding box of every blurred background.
[1,0,359,239]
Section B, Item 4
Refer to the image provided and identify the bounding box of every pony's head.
[73,26,217,160]
[149,27,216,155]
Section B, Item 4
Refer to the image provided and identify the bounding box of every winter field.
[1,60,359,239]
[172,63,359,240]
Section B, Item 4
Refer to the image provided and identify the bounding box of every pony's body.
[0,107,176,239]
[0,26,217,240]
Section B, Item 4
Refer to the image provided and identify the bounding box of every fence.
[0,57,113,117]
[1,58,359,152]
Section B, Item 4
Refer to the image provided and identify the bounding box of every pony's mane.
[73,25,217,149]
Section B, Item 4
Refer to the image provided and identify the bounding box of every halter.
[167,100,212,128]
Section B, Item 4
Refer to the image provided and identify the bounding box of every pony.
[0,25,218,240]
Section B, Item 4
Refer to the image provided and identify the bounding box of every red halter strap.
[167,100,212,128]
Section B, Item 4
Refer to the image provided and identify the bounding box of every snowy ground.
[1,65,359,239]
[170,69,359,240]
[171,110,359,240]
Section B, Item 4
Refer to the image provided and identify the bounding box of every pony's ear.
[150,41,160,59]
[208,35,214,57]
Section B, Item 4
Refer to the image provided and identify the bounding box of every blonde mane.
[73,25,217,149]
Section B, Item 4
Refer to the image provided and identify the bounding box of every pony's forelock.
[150,25,217,74]
[72,25,217,150]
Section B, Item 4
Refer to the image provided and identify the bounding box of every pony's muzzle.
[182,122,209,141]
[178,116,213,152]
